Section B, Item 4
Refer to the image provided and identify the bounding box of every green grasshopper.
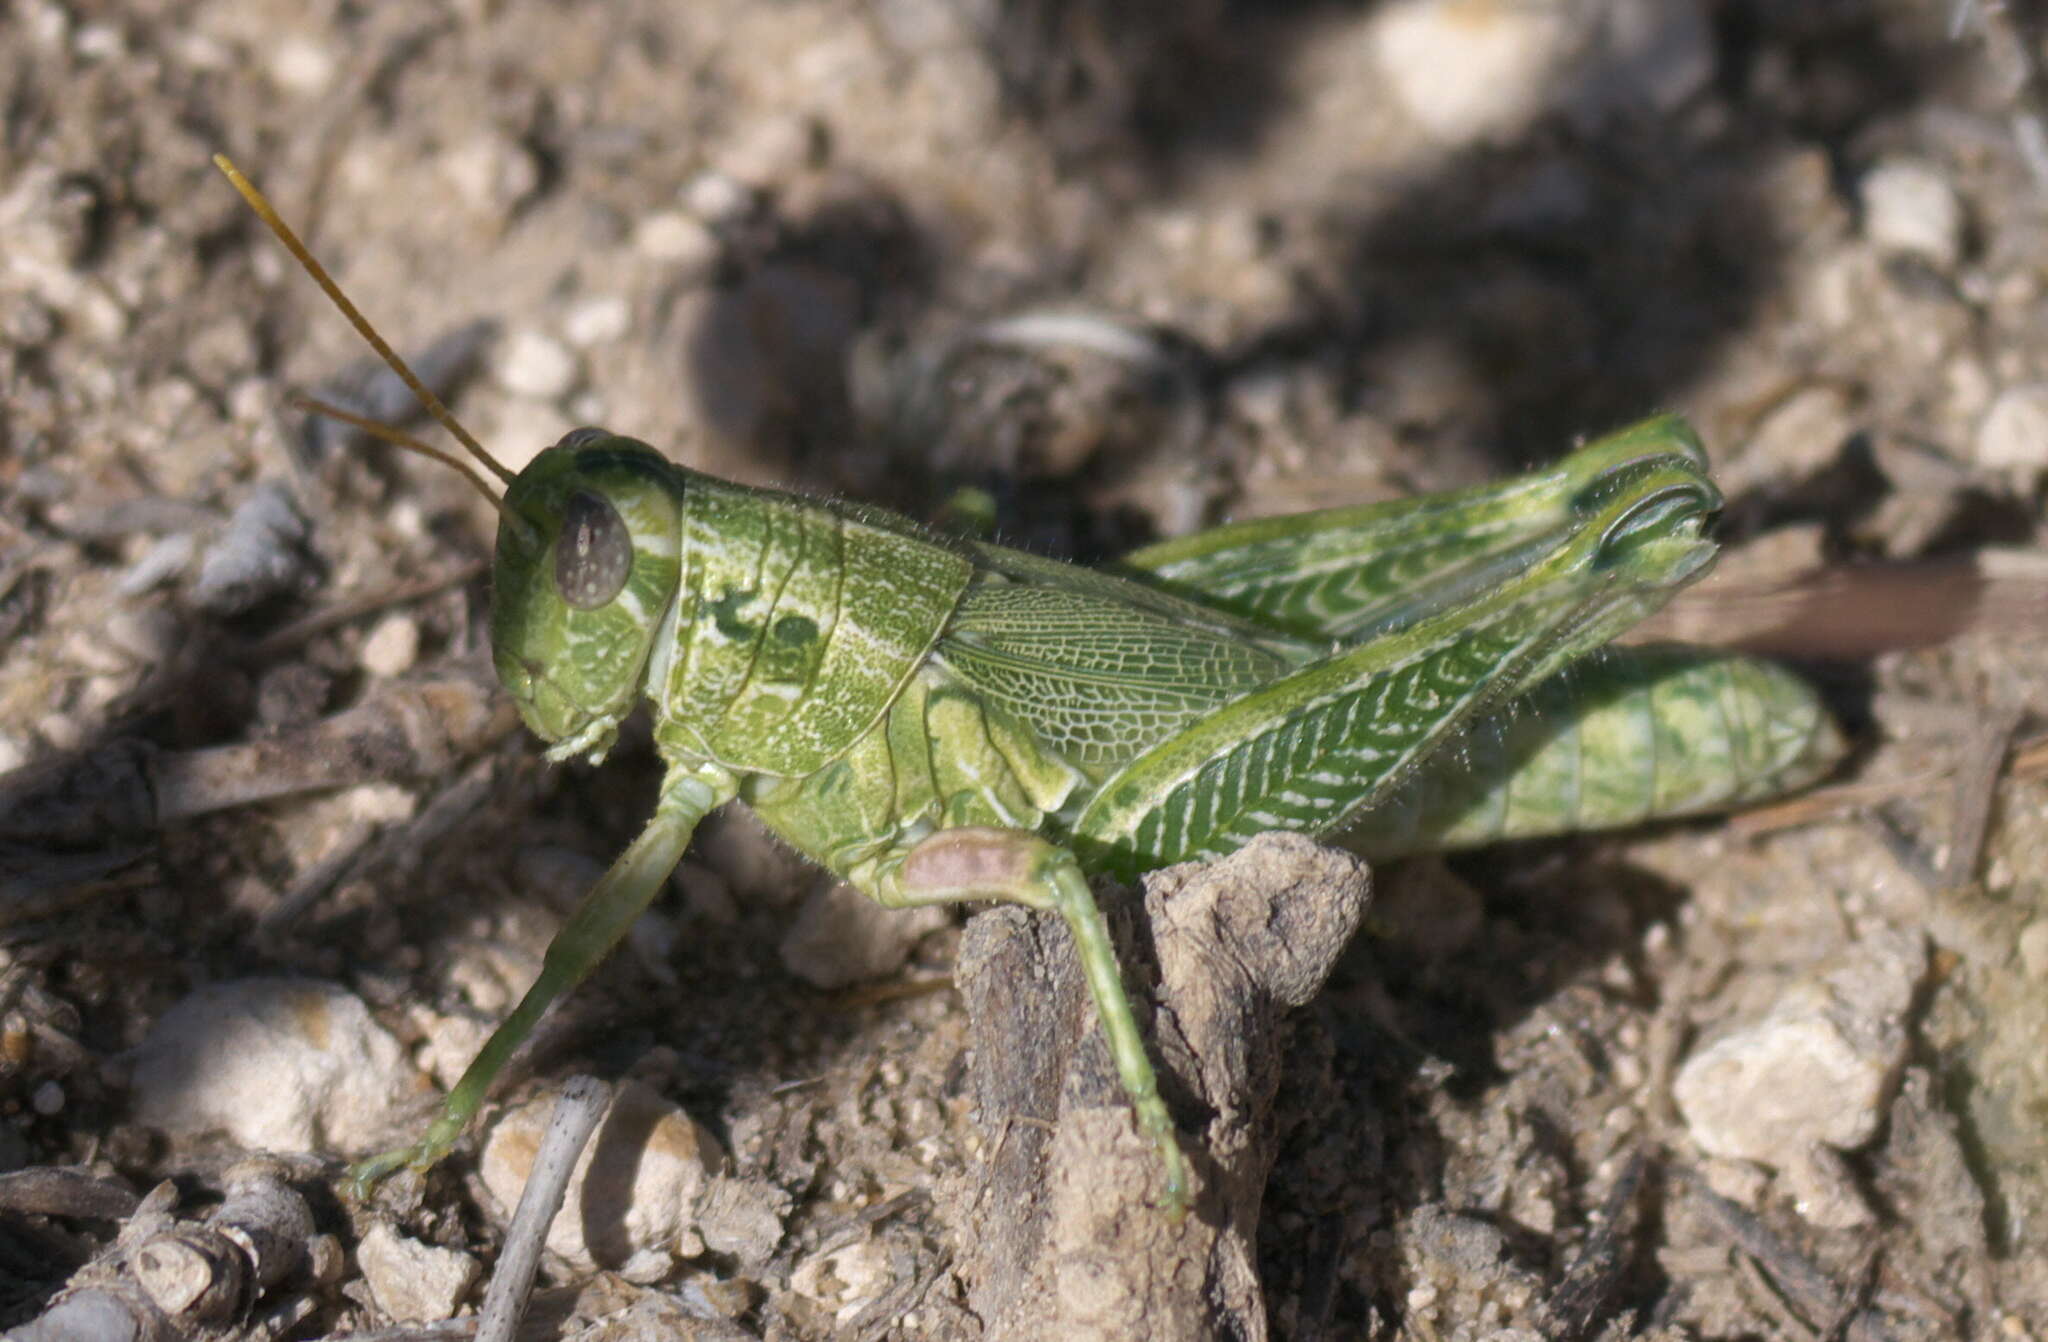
[215,157,1840,1216]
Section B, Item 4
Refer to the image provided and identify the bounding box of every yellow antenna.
[212,153,517,489]
[294,395,525,532]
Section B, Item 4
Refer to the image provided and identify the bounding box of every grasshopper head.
[491,430,683,762]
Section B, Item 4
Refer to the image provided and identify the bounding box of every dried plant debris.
[8,1160,321,1342]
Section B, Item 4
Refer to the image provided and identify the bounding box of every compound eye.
[554,427,610,451]
[554,491,633,609]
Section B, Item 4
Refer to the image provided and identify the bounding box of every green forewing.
[1123,415,1709,642]
[657,476,973,777]
[936,579,1299,775]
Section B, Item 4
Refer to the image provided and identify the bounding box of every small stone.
[1729,385,1855,488]
[632,211,719,271]
[1373,0,1574,144]
[1784,1141,1872,1229]
[356,1223,480,1322]
[410,1008,494,1093]
[1860,157,1964,270]
[100,609,179,666]
[2018,921,2048,980]
[718,115,815,187]
[358,613,419,678]
[131,979,420,1153]
[1696,1156,1769,1206]
[682,171,756,225]
[479,1080,725,1273]
[25,0,67,50]
[1675,930,1926,1220]
[72,22,123,61]
[31,1082,62,1116]
[116,533,196,598]
[1,293,57,347]
[491,328,580,401]
[778,880,950,989]
[36,713,82,753]
[183,316,261,389]
[563,295,631,348]
[227,377,272,424]
[790,1237,892,1322]
[342,784,417,827]
[266,35,336,96]
[694,1175,792,1269]
[441,132,542,216]
[1975,384,2048,473]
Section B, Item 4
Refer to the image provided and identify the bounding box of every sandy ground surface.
[4,1,2048,1337]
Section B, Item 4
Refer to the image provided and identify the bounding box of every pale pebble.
[267,35,336,96]
[1975,384,2048,472]
[356,1224,479,1322]
[358,613,420,678]
[492,328,580,401]
[479,1080,725,1273]
[564,295,632,348]
[130,979,420,1154]
[1860,157,1964,270]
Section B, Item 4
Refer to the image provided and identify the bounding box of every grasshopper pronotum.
[215,155,1840,1217]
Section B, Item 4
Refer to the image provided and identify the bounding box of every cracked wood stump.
[952,831,1372,1341]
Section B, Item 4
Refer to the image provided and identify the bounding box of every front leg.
[877,827,1191,1219]
[349,761,737,1196]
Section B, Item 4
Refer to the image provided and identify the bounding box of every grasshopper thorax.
[491,429,684,763]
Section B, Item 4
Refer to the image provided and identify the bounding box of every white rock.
[342,783,417,826]
[2018,921,2048,980]
[633,210,720,272]
[718,115,814,187]
[778,880,950,989]
[358,613,419,678]
[478,1080,725,1274]
[1674,931,1925,1219]
[1373,0,1575,144]
[564,295,632,348]
[682,171,756,225]
[1860,157,1964,270]
[790,1237,892,1323]
[266,35,336,96]
[1728,385,1855,489]
[131,979,419,1154]
[1975,384,2048,472]
[73,22,123,60]
[102,607,180,663]
[491,328,580,401]
[116,533,196,597]
[440,133,542,216]
[356,1223,480,1322]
